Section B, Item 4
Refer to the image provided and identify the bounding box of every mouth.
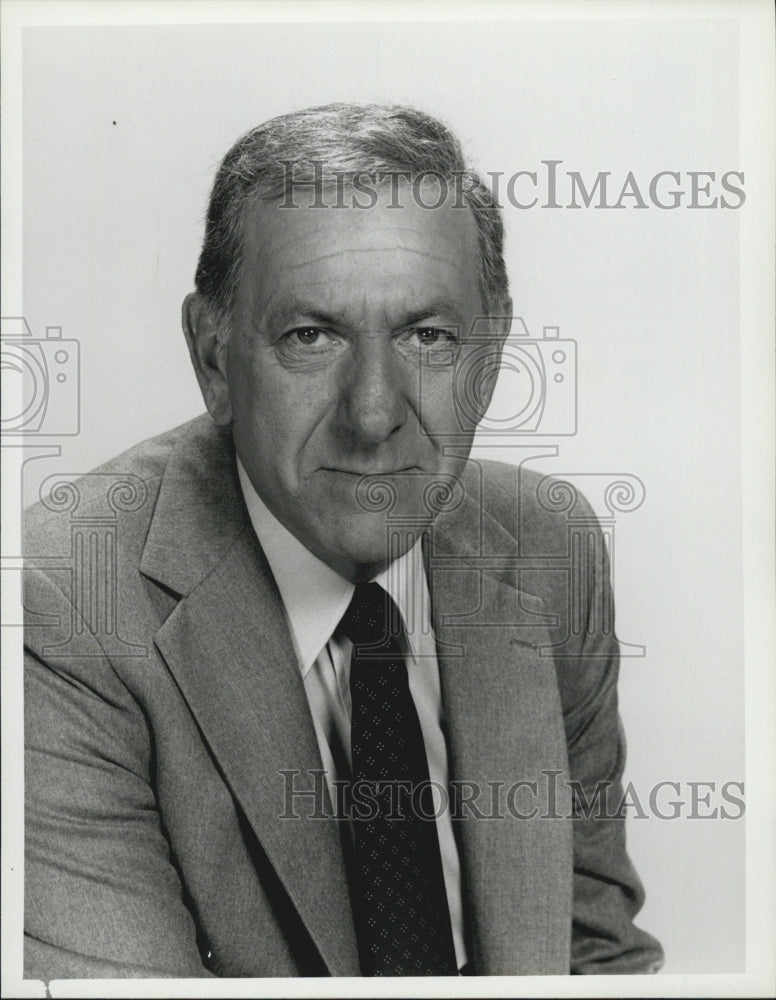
[322,466,423,477]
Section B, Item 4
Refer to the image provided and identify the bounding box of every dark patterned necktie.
[341,582,457,976]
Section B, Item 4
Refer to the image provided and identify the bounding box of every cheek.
[416,370,463,437]
[231,352,288,431]
[227,359,283,469]
[237,364,336,476]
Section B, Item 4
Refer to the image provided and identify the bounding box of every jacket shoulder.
[23,414,212,559]
[462,456,599,549]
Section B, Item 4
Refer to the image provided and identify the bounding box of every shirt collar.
[236,458,427,677]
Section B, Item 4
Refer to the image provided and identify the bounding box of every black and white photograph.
[1,1,774,997]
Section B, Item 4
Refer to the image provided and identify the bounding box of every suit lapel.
[141,418,359,975]
[429,494,573,975]
[140,417,572,975]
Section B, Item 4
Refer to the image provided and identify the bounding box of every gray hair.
[194,102,508,336]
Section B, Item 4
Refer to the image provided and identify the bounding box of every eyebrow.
[403,305,465,326]
[275,301,466,328]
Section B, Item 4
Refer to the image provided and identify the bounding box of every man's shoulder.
[23,413,216,557]
[460,454,557,516]
[460,456,598,549]
[462,455,542,499]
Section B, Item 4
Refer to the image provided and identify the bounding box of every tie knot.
[340,582,403,649]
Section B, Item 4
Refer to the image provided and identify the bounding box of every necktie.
[341,582,458,976]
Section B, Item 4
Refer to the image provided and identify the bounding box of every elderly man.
[24,103,663,978]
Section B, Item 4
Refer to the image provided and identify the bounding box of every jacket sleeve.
[24,568,212,980]
[552,495,664,974]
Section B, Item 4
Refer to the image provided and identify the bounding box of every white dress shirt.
[237,459,468,969]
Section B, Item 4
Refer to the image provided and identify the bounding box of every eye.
[397,326,460,369]
[412,327,456,346]
[286,327,336,347]
[275,325,344,370]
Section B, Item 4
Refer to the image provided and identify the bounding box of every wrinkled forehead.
[240,177,482,291]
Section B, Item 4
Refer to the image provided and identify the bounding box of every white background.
[4,1,774,993]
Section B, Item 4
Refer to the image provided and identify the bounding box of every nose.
[337,334,408,446]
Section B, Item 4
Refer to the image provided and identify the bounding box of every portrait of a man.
[6,3,768,994]
[22,102,663,979]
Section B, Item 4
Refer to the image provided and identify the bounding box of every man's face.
[193,181,508,581]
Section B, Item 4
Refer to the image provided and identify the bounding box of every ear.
[181,292,232,426]
[475,298,513,416]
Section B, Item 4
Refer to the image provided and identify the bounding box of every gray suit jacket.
[23,414,663,978]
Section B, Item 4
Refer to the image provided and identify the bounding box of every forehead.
[238,180,483,317]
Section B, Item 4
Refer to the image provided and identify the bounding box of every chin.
[326,514,423,578]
